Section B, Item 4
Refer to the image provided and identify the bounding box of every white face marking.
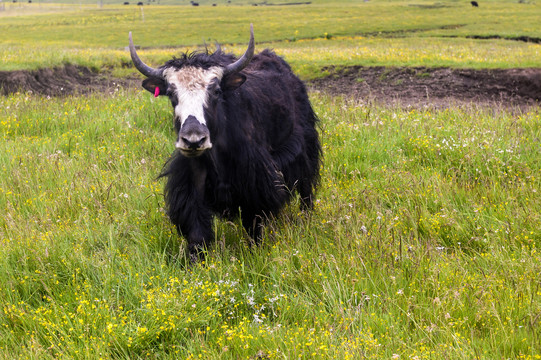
[163,66,224,129]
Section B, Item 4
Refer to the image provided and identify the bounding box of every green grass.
[1,90,540,358]
[1,1,540,76]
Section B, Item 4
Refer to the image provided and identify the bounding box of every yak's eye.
[173,118,181,132]
[169,95,178,108]
[209,80,222,97]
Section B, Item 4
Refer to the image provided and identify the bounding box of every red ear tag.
[154,87,160,97]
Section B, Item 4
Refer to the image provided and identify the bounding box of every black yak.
[128,25,321,259]
[471,1,478,6]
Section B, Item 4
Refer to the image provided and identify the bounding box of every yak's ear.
[142,77,167,96]
[222,73,246,91]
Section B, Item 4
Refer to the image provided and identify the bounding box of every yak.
[129,25,321,259]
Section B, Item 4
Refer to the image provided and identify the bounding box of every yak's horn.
[223,24,255,76]
[129,32,163,78]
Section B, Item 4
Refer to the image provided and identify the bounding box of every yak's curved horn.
[223,24,255,76]
[129,32,163,78]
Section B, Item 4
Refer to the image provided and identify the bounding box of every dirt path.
[1,65,540,109]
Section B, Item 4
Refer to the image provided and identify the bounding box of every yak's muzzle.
[176,116,213,156]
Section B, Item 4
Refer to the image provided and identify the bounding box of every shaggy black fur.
[144,49,321,259]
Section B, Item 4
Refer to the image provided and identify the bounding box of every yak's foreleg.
[176,209,214,261]
[169,193,213,261]
[166,160,214,261]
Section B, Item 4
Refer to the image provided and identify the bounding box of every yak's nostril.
[182,136,206,150]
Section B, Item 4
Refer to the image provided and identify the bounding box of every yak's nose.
[177,116,212,153]
[182,136,207,150]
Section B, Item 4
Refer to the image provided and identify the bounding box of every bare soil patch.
[1,64,540,109]
[309,66,541,109]
[0,65,137,97]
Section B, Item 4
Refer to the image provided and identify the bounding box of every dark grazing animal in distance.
[128,25,321,259]
[471,1,478,6]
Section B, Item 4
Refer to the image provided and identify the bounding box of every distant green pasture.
[0,1,540,76]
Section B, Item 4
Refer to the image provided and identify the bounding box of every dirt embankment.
[309,66,541,108]
[0,65,137,97]
[1,64,540,108]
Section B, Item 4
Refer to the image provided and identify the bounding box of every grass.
[1,90,540,358]
[1,1,540,76]
[3,36,539,79]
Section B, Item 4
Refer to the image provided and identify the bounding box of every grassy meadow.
[1,0,541,359]
[1,0,541,75]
